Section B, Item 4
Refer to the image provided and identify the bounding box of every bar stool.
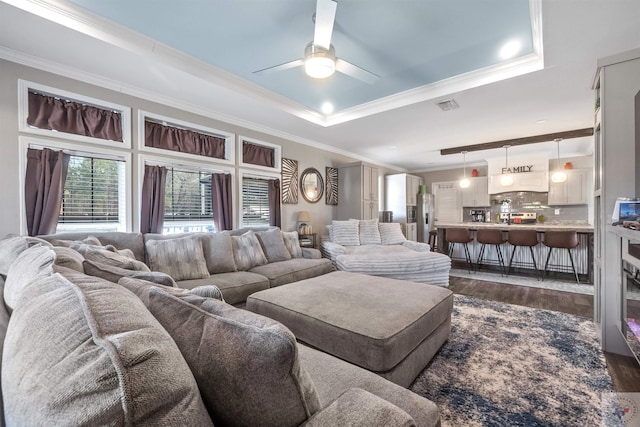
[507,229,541,279]
[476,229,507,275]
[543,230,580,284]
[447,228,474,273]
[429,230,438,252]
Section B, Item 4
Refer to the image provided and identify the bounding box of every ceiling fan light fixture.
[304,43,336,79]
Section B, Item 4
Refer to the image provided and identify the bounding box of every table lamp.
[297,211,311,235]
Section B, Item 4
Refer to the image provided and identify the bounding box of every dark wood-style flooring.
[449,275,640,392]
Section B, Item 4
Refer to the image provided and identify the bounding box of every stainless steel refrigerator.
[416,193,434,243]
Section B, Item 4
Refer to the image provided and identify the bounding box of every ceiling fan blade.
[335,59,380,84]
[313,0,337,50]
[253,59,304,75]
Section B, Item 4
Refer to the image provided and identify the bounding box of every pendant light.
[500,145,514,186]
[459,151,471,188]
[551,138,567,183]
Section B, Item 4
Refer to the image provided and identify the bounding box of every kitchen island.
[435,222,594,283]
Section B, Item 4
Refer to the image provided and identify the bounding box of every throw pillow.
[329,220,360,246]
[4,244,55,312]
[358,218,382,245]
[0,235,29,276]
[145,236,210,281]
[83,260,177,287]
[378,222,407,245]
[231,231,268,271]
[117,277,192,306]
[2,273,212,426]
[49,235,102,248]
[199,232,237,274]
[256,229,292,263]
[77,246,150,272]
[282,231,303,258]
[190,285,225,301]
[146,288,322,427]
[52,246,85,273]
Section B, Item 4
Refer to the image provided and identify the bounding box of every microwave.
[407,205,416,223]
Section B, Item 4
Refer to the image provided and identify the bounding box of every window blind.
[164,168,213,223]
[60,155,122,224]
[242,176,271,226]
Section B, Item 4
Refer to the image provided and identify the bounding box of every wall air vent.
[436,99,459,111]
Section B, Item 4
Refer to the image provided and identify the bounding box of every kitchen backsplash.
[464,191,589,223]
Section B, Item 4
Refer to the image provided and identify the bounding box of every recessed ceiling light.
[499,40,522,60]
[321,102,334,114]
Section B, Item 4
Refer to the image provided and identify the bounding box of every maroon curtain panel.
[140,165,167,234]
[243,141,275,168]
[211,173,233,231]
[24,148,70,236]
[27,91,123,142]
[145,121,225,159]
[268,179,281,228]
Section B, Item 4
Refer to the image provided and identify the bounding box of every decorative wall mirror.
[300,168,324,203]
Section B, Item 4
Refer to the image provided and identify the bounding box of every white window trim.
[138,154,235,232]
[138,111,235,166]
[18,136,132,235]
[238,136,282,173]
[238,168,280,229]
[18,79,132,149]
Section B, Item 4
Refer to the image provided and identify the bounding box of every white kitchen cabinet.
[402,222,417,241]
[406,175,422,206]
[338,163,379,220]
[432,181,462,223]
[461,176,490,207]
[548,169,590,205]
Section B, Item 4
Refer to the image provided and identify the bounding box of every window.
[238,136,281,173]
[57,154,126,232]
[241,176,271,227]
[163,167,216,234]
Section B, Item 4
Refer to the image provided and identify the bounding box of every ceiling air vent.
[436,99,459,111]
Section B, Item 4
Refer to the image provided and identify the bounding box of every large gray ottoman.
[246,271,453,388]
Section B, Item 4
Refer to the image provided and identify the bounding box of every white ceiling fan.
[253,0,379,84]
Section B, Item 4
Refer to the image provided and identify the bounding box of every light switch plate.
[554,208,560,215]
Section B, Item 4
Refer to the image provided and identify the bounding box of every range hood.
[487,154,549,194]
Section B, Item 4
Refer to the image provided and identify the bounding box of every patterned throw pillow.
[359,219,382,245]
[282,231,303,258]
[79,246,150,272]
[231,231,268,271]
[329,220,361,246]
[145,236,210,281]
[378,222,407,245]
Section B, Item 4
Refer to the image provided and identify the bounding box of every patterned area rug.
[410,295,614,427]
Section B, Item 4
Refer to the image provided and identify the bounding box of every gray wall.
[0,59,401,237]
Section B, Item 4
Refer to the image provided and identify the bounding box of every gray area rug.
[410,295,615,426]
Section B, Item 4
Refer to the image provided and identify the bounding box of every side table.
[299,233,317,249]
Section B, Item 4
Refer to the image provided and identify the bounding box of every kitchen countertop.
[435,221,594,232]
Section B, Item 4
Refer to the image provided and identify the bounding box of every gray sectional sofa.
[0,232,443,426]
[43,227,336,305]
